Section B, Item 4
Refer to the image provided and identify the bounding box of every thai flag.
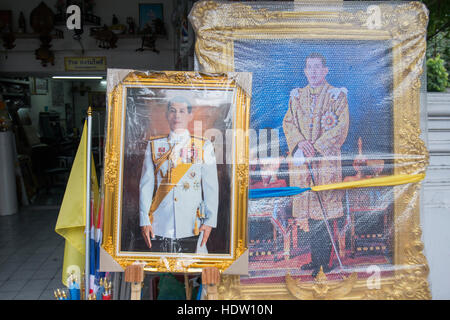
[94,196,105,291]
[89,196,96,295]
[89,195,105,295]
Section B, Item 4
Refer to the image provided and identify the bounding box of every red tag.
[158,147,166,153]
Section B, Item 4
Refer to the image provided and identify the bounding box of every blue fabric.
[96,286,105,301]
[89,237,95,275]
[249,187,311,199]
[94,240,105,291]
[196,284,203,300]
[69,288,81,300]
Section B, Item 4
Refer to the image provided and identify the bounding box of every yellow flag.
[311,173,425,192]
[55,121,99,287]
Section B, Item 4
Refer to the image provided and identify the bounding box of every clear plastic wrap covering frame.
[101,70,251,274]
[189,1,431,299]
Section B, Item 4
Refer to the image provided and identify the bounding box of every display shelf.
[14,32,64,40]
[1,92,28,97]
[89,33,167,39]
[116,34,141,39]
[0,78,30,85]
[54,13,101,27]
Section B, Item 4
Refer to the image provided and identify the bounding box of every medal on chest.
[156,146,167,159]
[321,110,339,131]
[180,141,199,163]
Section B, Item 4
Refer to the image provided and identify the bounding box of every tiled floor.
[0,206,65,300]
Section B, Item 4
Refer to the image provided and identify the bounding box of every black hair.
[167,96,192,113]
[305,52,327,67]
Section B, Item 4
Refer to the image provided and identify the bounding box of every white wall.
[0,0,176,74]
[29,90,52,127]
[422,93,450,300]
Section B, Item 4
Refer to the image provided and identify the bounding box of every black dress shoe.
[301,262,315,270]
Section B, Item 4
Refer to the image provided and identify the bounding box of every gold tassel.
[149,212,153,224]
[194,219,199,236]
[194,207,200,235]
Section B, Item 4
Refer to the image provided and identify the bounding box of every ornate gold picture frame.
[190,1,430,299]
[101,71,250,273]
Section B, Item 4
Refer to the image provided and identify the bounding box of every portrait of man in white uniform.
[139,96,219,254]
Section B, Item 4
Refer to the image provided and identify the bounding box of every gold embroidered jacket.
[283,82,349,224]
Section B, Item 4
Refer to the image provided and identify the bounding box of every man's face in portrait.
[166,101,193,133]
[304,57,329,87]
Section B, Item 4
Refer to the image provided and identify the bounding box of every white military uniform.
[139,130,219,247]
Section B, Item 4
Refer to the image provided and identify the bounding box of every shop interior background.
[0,0,448,300]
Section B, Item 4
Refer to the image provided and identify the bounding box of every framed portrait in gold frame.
[101,70,251,273]
[190,1,430,299]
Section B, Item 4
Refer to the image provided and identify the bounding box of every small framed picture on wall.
[31,78,48,95]
[139,3,166,36]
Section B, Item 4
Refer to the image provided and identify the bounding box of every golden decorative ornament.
[101,71,250,273]
[104,145,119,192]
[218,275,244,300]
[285,268,358,300]
[237,164,249,193]
[190,0,431,299]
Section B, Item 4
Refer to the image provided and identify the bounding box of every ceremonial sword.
[287,97,344,270]
[306,161,344,270]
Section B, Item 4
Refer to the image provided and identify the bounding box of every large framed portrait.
[190,1,430,299]
[101,70,251,273]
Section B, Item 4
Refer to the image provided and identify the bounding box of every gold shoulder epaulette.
[148,135,167,141]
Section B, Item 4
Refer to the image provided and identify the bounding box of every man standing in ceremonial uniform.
[283,53,349,277]
[139,97,219,254]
